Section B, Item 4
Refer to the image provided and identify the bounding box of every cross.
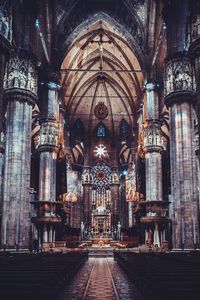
[90,30,112,70]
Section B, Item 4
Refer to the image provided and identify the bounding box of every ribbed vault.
[61,14,144,163]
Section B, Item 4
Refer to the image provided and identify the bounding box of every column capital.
[143,121,164,153]
[3,50,38,105]
[47,81,61,91]
[38,121,60,153]
[164,53,196,107]
[40,81,61,91]
[145,82,159,92]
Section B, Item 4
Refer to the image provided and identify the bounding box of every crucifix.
[90,30,112,70]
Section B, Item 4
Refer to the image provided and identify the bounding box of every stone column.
[111,168,120,227]
[194,126,200,212]
[144,122,163,203]
[0,133,5,191]
[164,53,199,249]
[0,132,5,241]
[189,20,200,212]
[142,120,166,247]
[1,51,37,250]
[82,166,92,227]
[0,9,12,245]
[32,82,61,247]
[111,184,120,226]
[141,83,168,247]
[0,7,12,132]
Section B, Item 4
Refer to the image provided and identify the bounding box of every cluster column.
[32,82,61,248]
[164,54,199,249]
[141,83,168,247]
[1,51,37,250]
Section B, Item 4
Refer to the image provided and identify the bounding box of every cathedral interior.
[0,0,200,299]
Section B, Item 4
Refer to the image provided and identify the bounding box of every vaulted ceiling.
[61,17,144,138]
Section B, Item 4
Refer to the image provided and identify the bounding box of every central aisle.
[60,257,143,300]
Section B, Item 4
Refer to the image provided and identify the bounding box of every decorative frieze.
[39,122,60,150]
[4,53,37,98]
[164,54,195,102]
[143,122,164,152]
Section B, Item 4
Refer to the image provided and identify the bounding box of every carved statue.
[80,221,85,240]
[4,54,37,95]
[165,57,194,96]
[117,221,121,240]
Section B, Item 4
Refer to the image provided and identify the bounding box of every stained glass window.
[120,119,130,143]
[97,123,106,137]
[92,163,111,187]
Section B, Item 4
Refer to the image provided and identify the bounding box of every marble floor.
[60,257,143,300]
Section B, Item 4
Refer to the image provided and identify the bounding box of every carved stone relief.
[4,54,37,95]
[39,122,59,148]
[165,56,195,96]
[82,167,93,184]
[143,123,164,150]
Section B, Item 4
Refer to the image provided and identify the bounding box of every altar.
[91,237,112,247]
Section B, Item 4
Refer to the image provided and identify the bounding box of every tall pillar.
[141,83,168,247]
[0,8,12,246]
[164,54,199,249]
[189,16,200,212]
[32,82,61,247]
[82,166,92,227]
[111,168,120,227]
[1,51,37,250]
[0,7,12,132]
[0,132,5,238]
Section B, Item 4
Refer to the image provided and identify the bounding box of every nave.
[1,249,200,300]
[60,257,143,300]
